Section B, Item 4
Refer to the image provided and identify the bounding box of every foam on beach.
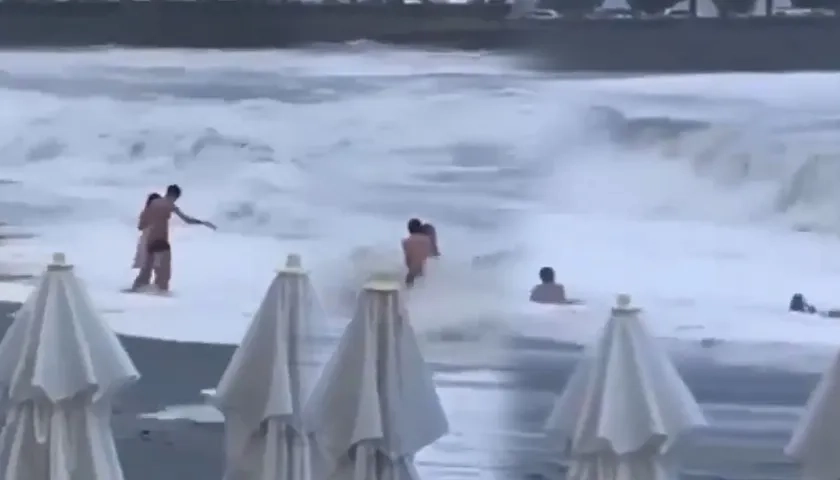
[0,282,34,303]
[0,214,839,373]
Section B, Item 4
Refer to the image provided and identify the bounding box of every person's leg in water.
[131,239,170,291]
[405,270,420,288]
[154,250,172,292]
[131,252,154,291]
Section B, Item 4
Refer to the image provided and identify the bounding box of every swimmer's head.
[539,267,555,284]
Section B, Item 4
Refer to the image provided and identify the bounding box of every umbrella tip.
[285,253,302,268]
[613,293,641,314]
[616,293,631,308]
[48,252,72,271]
[364,271,402,292]
[278,253,306,274]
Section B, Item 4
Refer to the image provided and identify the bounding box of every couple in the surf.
[402,218,440,287]
[129,184,216,294]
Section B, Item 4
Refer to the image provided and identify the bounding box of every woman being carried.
[132,192,161,269]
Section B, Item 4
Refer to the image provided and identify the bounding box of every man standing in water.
[402,218,433,287]
[529,266,568,304]
[130,184,216,293]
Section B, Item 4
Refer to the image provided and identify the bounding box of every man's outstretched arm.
[173,206,217,230]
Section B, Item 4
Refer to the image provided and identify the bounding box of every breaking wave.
[550,104,840,233]
[2,50,840,351]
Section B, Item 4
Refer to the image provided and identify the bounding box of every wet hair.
[166,184,182,199]
[790,293,817,314]
[539,267,555,283]
[422,223,440,255]
[145,192,161,207]
[407,218,423,234]
[789,293,806,312]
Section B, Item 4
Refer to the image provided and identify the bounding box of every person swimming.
[787,293,840,317]
[132,192,162,269]
[789,293,817,314]
[529,267,568,305]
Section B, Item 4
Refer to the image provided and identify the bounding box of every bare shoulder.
[148,197,173,210]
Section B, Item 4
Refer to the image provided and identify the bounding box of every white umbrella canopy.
[0,252,139,480]
[785,348,840,480]
[212,253,324,480]
[544,294,706,480]
[304,272,449,480]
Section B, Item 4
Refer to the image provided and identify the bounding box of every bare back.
[402,233,433,274]
[143,197,176,243]
[530,283,567,304]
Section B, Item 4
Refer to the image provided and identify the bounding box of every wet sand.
[0,300,821,479]
[504,341,816,480]
[0,301,228,480]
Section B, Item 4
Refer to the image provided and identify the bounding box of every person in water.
[789,293,840,318]
[402,218,433,287]
[130,184,216,293]
[421,222,440,257]
[529,267,567,304]
[133,192,161,269]
[789,293,817,314]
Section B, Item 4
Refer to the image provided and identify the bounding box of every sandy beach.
[0,298,821,480]
[506,340,817,480]
[0,301,228,480]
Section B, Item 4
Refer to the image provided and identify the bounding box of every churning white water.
[2,46,840,371]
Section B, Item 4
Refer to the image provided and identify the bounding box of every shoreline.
[3,222,835,375]
[0,265,836,375]
[0,298,823,409]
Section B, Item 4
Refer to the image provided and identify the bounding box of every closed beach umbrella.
[545,294,706,480]
[785,348,840,480]
[0,252,139,480]
[212,253,322,480]
[304,272,449,480]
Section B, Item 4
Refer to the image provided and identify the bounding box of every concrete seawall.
[0,3,839,72]
[523,17,840,72]
[0,3,521,50]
